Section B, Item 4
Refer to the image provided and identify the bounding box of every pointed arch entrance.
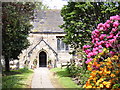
[39,51,47,67]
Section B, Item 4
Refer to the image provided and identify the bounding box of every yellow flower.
[83,85,86,88]
[107,57,111,61]
[113,55,119,60]
[93,86,96,88]
[88,61,92,65]
[93,58,97,61]
[111,57,115,60]
[103,48,107,52]
[86,85,92,88]
[97,55,101,58]
[106,84,111,88]
[103,81,110,85]
[99,52,104,56]
[98,71,103,74]
[96,81,100,85]
[100,84,104,88]
[99,78,104,82]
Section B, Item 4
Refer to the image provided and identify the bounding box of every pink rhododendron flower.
[83,15,120,64]
[110,51,116,56]
[107,34,114,39]
[104,22,110,28]
[88,52,94,56]
[113,21,119,27]
[94,29,100,34]
[92,31,95,35]
[92,40,94,43]
[83,45,91,49]
[98,45,103,49]
[112,28,117,32]
[110,15,120,20]
[85,49,91,54]
[98,50,102,53]
[100,34,106,40]
[97,23,104,29]
[109,39,115,43]
[106,20,112,24]
[85,58,93,64]
[105,43,111,48]
[93,51,98,55]
[95,38,99,41]
[87,54,91,58]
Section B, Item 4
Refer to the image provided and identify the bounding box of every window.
[57,38,60,50]
[57,37,69,51]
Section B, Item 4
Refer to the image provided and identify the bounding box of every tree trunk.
[5,57,10,72]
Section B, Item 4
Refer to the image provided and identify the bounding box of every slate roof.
[32,9,64,33]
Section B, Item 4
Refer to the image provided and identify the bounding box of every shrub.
[83,15,120,88]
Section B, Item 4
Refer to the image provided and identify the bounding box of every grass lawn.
[50,68,81,88]
[2,68,34,88]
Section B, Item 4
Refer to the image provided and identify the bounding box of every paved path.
[31,67,54,88]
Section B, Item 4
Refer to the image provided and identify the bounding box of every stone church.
[19,9,73,68]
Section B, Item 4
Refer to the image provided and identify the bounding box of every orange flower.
[108,65,112,69]
[110,73,115,77]
[100,67,104,71]
[116,70,119,74]
[109,80,113,83]
[87,65,92,71]
[100,62,104,64]
[90,72,96,77]
[93,62,98,66]
[98,71,103,75]
[117,63,120,67]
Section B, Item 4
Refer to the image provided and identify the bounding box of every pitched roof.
[31,9,64,33]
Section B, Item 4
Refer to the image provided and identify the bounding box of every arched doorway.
[39,51,47,67]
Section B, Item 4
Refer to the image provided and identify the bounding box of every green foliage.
[50,68,80,88]
[60,2,120,49]
[113,83,120,89]
[2,68,33,88]
[79,70,90,86]
[67,62,90,86]
[2,2,35,59]
[2,2,42,71]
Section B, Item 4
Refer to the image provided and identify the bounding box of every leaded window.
[57,37,69,51]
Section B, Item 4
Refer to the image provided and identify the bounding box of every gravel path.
[31,67,54,88]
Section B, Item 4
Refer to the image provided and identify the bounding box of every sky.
[41,0,68,9]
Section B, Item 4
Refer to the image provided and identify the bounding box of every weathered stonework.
[19,10,73,68]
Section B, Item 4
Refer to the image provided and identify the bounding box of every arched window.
[57,38,60,50]
[57,36,69,51]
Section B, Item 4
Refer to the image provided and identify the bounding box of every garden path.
[31,67,54,88]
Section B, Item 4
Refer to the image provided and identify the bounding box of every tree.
[2,2,35,71]
[60,2,120,49]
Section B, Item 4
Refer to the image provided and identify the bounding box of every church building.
[19,9,73,68]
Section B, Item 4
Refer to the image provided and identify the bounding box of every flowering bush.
[83,15,120,64]
[83,49,120,88]
[83,15,120,88]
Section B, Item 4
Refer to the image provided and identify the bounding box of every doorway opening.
[39,51,47,67]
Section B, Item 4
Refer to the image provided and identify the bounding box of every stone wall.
[19,33,73,68]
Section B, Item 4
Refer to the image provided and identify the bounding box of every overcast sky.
[42,0,68,9]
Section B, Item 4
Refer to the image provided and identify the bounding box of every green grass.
[50,68,81,88]
[2,68,33,88]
